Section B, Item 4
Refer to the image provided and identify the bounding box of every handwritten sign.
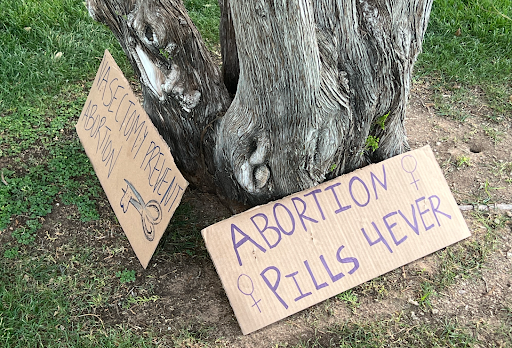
[76,50,188,268]
[202,146,471,334]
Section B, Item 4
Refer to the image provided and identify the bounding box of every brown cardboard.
[76,50,188,269]
[202,146,471,334]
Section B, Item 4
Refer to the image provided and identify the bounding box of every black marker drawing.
[120,179,162,241]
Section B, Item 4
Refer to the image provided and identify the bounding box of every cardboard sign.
[202,146,471,334]
[76,50,188,268]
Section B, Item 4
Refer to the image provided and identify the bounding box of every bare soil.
[4,81,512,347]
[105,81,511,346]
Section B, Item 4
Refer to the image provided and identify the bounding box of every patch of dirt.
[99,83,511,346]
[407,82,512,204]
[431,250,512,341]
[3,81,511,347]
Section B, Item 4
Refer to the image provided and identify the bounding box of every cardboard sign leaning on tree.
[202,146,471,334]
[76,50,188,269]
[75,51,470,335]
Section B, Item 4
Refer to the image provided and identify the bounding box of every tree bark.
[86,0,432,207]
[218,0,239,95]
[86,0,232,192]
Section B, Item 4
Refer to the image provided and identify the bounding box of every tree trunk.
[218,0,239,95]
[86,0,232,192]
[86,0,432,207]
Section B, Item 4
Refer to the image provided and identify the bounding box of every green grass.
[290,315,477,348]
[434,211,501,286]
[0,0,130,113]
[0,0,129,231]
[0,0,510,346]
[157,202,206,257]
[418,0,512,84]
[0,249,156,347]
[184,0,221,47]
[0,1,156,346]
[416,0,512,117]
[0,88,102,230]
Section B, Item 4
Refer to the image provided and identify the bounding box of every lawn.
[1,0,511,347]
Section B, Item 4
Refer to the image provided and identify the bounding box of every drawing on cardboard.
[401,154,420,190]
[202,146,472,334]
[120,179,162,241]
[237,274,262,313]
[76,50,188,268]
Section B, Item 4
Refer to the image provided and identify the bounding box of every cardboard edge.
[76,49,189,269]
[201,228,252,335]
[102,52,190,191]
[237,230,472,335]
[200,145,473,334]
[202,145,439,229]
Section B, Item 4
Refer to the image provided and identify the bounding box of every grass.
[0,0,127,233]
[0,0,131,113]
[303,316,477,347]
[0,0,157,346]
[416,0,512,119]
[184,0,220,48]
[0,0,511,346]
[0,246,156,347]
[456,155,471,168]
[282,313,479,347]
[418,0,512,85]
[157,202,206,257]
[0,88,102,230]
[418,210,500,290]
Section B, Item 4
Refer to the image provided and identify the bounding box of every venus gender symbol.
[237,274,262,313]
[401,155,420,190]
